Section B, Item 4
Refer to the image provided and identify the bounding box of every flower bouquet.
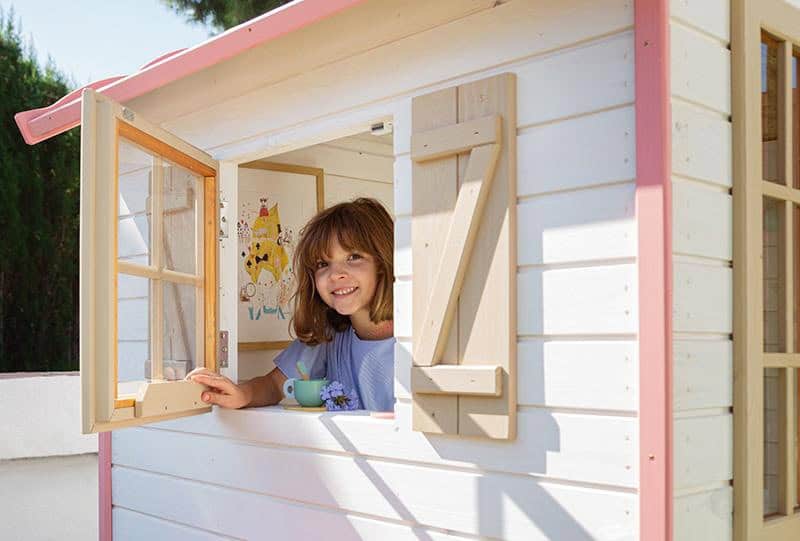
[320,381,361,411]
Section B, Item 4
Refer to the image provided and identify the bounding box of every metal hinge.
[218,330,229,369]
[219,197,229,239]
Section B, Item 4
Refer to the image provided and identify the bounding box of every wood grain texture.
[671,21,731,114]
[411,86,459,434]
[457,73,517,440]
[411,365,501,396]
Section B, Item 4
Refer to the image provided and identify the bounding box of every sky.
[1,0,213,87]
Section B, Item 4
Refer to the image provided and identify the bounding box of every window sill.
[249,403,395,420]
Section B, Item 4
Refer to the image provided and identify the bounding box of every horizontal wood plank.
[673,487,732,541]
[763,353,800,368]
[673,263,733,334]
[411,115,500,162]
[670,22,731,114]
[269,144,393,182]
[517,340,637,411]
[517,106,635,197]
[518,264,638,336]
[517,31,634,126]
[670,0,730,43]
[672,101,732,187]
[324,174,393,211]
[398,339,639,411]
[673,415,733,489]
[113,467,476,541]
[113,427,637,539]
[518,182,636,265]
[672,178,732,260]
[114,508,233,541]
[411,365,502,396]
[124,403,638,488]
[673,340,732,411]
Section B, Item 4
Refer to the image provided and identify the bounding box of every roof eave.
[15,0,367,145]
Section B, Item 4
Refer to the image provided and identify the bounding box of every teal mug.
[283,378,328,407]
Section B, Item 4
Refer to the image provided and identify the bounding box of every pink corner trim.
[99,432,112,541]
[635,1,673,540]
[15,0,367,145]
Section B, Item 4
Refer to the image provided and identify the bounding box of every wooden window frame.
[733,0,800,538]
[80,89,218,433]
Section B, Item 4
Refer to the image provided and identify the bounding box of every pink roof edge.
[14,0,367,146]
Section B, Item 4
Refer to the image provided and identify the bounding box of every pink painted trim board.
[99,432,112,541]
[635,1,673,540]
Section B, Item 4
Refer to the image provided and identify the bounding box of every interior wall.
[237,133,394,381]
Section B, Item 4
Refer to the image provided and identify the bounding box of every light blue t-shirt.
[274,327,395,411]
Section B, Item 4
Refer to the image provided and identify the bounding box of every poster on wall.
[237,164,322,345]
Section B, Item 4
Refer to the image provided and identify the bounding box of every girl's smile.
[315,240,377,319]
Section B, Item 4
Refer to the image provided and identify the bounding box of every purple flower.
[320,381,360,411]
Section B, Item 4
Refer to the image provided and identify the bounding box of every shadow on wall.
[319,412,593,540]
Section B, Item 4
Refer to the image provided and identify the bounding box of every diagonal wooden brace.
[412,140,501,367]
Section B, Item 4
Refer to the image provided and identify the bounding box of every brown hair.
[290,198,394,345]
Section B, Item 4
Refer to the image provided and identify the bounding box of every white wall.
[669,1,733,539]
[0,373,97,460]
[111,1,641,539]
[0,454,98,541]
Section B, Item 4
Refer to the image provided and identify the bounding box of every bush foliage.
[0,11,80,372]
[162,0,293,31]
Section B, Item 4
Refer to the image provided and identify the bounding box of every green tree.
[161,0,293,32]
[0,10,80,372]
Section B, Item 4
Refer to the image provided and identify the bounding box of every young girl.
[188,197,396,412]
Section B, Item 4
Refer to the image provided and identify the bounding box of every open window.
[232,128,396,402]
[80,89,217,433]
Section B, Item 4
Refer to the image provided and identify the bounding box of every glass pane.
[763,34,780,183]
[785,368,800,508]
[793,368,799,511]
[764,197,787,353]
[117,274,151,397]
[793,53,799,189]
[118,139,153,264]
[765,367,781,517]
[162,160,201,275]
[162,282,198,381]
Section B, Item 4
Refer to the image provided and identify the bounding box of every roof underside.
[14,0,366,145]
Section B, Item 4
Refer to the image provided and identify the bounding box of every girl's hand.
[185,368,251,409]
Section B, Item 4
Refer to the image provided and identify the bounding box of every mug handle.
[282,378,296,399]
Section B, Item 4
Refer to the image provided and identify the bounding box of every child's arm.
[187,367,287,408]
[239,368,287,407]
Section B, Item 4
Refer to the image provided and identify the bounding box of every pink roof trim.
[15,0,367,145]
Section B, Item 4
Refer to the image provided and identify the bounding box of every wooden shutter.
[410,73,517,440]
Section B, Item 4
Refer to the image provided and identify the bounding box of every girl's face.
[314,239,378,318]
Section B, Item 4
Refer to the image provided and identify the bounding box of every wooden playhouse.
[16,0,798,539]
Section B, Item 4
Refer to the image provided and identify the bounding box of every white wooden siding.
[669,1,733,538]
[113,1,642,539]
[157,0,635,155]
[517,106,635,196]
[518,182,636,265]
